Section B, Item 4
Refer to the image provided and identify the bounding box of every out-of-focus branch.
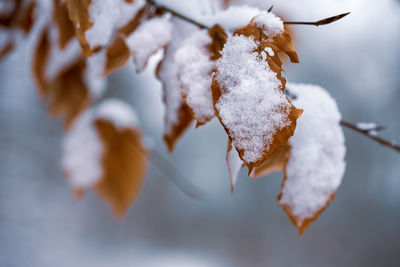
[146,0,350,29]
[340,120,400,153]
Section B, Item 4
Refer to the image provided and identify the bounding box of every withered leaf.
[95,119,148,217]
[211,13,302,172]
[53,0,75,49]
[65,0,92,56]
[103,36,130,76]
[251,142,290,179]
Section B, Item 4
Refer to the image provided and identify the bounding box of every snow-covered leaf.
[63,99,148,216]
[212,12,302,172]
[278,83,346,234]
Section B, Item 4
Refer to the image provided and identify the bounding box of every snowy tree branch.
[340,120,400,153]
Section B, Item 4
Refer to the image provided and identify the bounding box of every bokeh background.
[1,0,399,266]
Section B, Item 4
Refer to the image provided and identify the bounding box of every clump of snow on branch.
[279,83,346,226]
[126,14,173,72]
[214,35,289,163]
[95,98,139,129]
[175,29,215,125]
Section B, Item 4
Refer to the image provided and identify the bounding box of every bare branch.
[147,0,350,29]
[340,120,400,153]
[284,12,351,26]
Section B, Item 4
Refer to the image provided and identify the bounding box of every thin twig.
[146,0,208,29]
[340,120,400,153]
[284,12,350,26]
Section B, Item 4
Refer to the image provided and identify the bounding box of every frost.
[279,83,346,228]
[126,14,173,72]
[85,0,145,49]
[214,35,290,163]
[175,29,215,125]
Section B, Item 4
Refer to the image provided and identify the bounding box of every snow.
[63,109,103,188]
[175,29,215,125]
[94,98,139,129]
[63,99,139,188]
[85,49,107,99]
[279,83,346,226]
[46,27,81,80]
[157,19,196,136]
[126,14,173,72]
[252,11,284,37]
[214,35,290,164]
[356,122,377,130]
[85,0,145,49]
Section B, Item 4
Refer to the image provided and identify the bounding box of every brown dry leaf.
[103,36,130,76]
[46,57,90,128]
[32,28,51,93]
[251,142,290,179]
[206,24,228,61]
[65,0,92,56]
[53,0,75,49]
[156,45,194,152]
[234,17,299,89]
[94,119,148,217]
[211,14,302,172]
[278,186,336,235]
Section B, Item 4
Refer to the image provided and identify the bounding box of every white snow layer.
[175,29,215,125]
[63,110,103,188]
[279,83,346,225]
[63,99,140,188]
[85,0,145,49]
[214,35,290,164]
[356,122,377,130]
[126,14,173,72]
[94,98,139,129]
[158,19,196,136]
[252,11,284,37]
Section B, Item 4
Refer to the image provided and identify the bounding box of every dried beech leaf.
[32,28,51,93]
[103,36,130,76]
[53,0,75,49]
[207,24,228,61]
[65,0,92,56]
[277,83,346,234]
[251,142,290,179]
[63,100,148,216]
[95,119,148,217]
[212,12,302,172]
[46,57,90,128]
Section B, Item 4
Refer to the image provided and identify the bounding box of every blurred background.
[0,0,399,266]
